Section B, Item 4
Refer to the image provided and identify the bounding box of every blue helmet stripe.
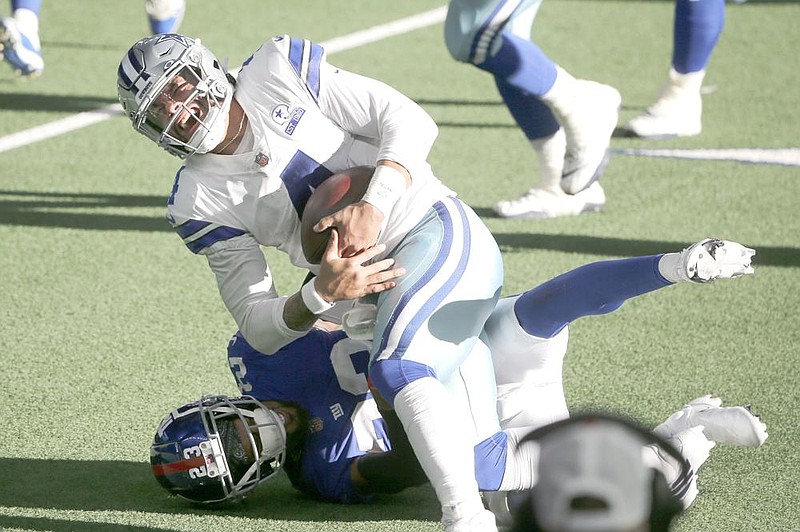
[118,63,133,90]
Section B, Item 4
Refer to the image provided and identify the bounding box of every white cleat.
[627,68,704,138]
[443,509,498,532]
[0,15,43,77]
[654,395,768,448]
[676,238,756,283]
[661,426,714,509]
[560,81,621,194]
[493,182,605,220]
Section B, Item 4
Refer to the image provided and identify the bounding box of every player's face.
[146,67,209,142]
[262,401,303,435]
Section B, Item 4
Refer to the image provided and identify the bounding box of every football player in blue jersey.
[152,238,767,528]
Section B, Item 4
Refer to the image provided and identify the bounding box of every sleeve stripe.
[174,219,246,254]
[186,226,247,254]
[288,37,305,79]
[175,218,212,239]
[306,42,323,99]
[287,37,323,102]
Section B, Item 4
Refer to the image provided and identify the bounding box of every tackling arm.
[351,406,429,494]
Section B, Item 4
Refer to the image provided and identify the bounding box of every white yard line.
[612,147,800,167]
[0,6,448,155]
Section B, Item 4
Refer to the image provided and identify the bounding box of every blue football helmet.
[117,33,233,158]
[150,395,286,503]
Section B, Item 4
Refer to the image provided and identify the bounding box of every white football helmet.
[117,34,233,158]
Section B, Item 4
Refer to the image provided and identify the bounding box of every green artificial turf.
[1,1,798,530]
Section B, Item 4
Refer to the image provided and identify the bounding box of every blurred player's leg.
[445,0,619,218]
[627,0,725,138]
[145,0,185,34]
[0,0,43,77]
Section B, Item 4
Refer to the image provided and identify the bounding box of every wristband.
[361,165,407,217]
[301,278,335,315]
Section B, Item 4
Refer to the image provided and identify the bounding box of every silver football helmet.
[151,395,287,503]
[117,34,233,158]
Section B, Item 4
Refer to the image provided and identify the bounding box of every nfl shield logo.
[254,152,269,167]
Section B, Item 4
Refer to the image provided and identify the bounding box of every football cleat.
[661,426,714,509]
[626,68,704,138]
[493,181,605,220]
[146,0,186,34]
[0,16,43,77]
[443,508,498,532]
[677,238,756,283]
[653,395,768,448]
[559,80,621,194]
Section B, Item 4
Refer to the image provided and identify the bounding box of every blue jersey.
[227,328,391,503]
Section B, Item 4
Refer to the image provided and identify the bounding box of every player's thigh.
[445,0,543,61]
[372,198,503,379]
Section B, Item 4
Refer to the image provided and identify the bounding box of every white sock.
[13,9,40,45]
[393,378,486,521]
[657,252,684,283]
[666,67,706,95]
[540,65,579,118]
[530,128,566,192]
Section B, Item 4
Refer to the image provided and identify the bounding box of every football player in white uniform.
[445,0,620,220]
[118,33,504,531]
[444,0,730,217]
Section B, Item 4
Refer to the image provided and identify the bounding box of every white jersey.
[166,35,454,354]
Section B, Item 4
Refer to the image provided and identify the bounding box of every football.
[300,165,375,264]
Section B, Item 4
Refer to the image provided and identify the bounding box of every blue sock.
[477,31,557,97]
[673,0,726,73]
[495,78,560,140]
[514,255,672,338]
[11,0,41,14]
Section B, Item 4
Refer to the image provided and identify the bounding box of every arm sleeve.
[203,234,307,354]
[354,408,428,493]
[317,62,438,176]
